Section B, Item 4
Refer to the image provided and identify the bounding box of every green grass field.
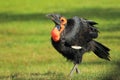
[0,0,120,80]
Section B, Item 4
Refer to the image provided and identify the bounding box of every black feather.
[90,40,110,61]
[86,20,98,25]
[50,15,110,64]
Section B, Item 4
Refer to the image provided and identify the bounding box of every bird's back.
[51,16,98,62]
[63,16,98,47]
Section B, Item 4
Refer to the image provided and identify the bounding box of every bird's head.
[46,14,67,42]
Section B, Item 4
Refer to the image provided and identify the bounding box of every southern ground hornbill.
[47,14,110,76]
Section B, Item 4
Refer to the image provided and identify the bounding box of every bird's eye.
[60,17,65,22]
[60,17,67,25]
[61,19,64,22]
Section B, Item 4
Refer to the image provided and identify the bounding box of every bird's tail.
[91,40,110,61]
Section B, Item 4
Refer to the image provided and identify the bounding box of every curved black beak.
[46,14,61,25]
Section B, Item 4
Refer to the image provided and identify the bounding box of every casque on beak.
[46,14,61,25]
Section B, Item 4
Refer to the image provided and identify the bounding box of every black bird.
[47,14,110,76]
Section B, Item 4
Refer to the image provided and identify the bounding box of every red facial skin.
[51,17,67,42]
[51,27,60,42]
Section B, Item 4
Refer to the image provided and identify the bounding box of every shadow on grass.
[0,8,119,22]
[0,71,68,80]
[0,12,47,23]
[102,61,120,80]
[83,60,120,80]
[62,8,120,20]
[0,8,119,32]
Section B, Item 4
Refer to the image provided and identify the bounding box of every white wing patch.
[71,46,82,49]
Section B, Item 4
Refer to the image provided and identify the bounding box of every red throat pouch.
[51,27,60,42]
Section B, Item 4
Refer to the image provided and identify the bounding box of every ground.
[0,0,120,80]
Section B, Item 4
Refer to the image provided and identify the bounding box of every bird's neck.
[60,24,65,33]
[51,24,65,42]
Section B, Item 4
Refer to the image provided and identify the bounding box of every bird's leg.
[69,64,78,77]
[76,67,80,74]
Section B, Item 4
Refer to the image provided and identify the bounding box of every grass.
[0,0,120,80]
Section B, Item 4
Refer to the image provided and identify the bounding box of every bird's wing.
[62,16,98,48]
[86,20,99,38]
[86,20,98,25]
